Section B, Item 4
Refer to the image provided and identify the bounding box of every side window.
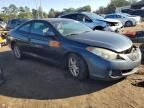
[117,15,122,18]
[105,15,113,18]
[11,20,17,25]
[76,14,85,21]
[18,23,31,33]
[62,14,77,20]
[84,16,92,22]
[62,15,72,19]
[31,22,53,36]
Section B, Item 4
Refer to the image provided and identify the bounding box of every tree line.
[0,0,138,21]
[0,4,91,21]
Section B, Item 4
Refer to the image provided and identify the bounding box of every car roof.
[106,13,127,16]
[30,18,75,23]
[9,18,31,22]
[59,12,89,17]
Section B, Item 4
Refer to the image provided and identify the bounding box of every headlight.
[86,47,118,60]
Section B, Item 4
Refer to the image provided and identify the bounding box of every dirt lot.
[121,22,144,33]
[0,25,144,108]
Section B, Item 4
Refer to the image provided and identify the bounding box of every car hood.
[97,18,119,23]
[67,31,132,52]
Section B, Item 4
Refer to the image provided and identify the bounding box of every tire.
[12,44,23,59]
[67,53,88,80]
[125,21,133,27]
[140,44,144,60]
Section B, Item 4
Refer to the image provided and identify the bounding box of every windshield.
[51,20,92,37]
[83,12,104,20]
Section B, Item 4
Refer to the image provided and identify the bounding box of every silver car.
[59,12,123,32]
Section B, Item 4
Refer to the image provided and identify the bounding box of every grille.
[120,46,136,54]
[120,46,138,61]
[121,47,133,54]
[122,69,133,74]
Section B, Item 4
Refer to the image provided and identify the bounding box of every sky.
[0,0,111,12]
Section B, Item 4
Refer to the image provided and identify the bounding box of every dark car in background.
[6,18,30,30]
[7,18,141,81]
[122,9,144,21]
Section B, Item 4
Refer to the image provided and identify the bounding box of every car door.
[29,21,62,62]
[16,22,32,53]
[116,15,126,25]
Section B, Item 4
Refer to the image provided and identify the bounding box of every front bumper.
[104,26,123,33]
[85,48,141,81]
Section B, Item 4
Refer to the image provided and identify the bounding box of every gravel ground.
[0,45,143,108]
[0,22,144,108]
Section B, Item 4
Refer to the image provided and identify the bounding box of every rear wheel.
[12,44,23,59]
[125,21,133,27]
[67,54,88,80]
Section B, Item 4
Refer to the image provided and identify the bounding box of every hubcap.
[13,46,21,58]
[126,22,132,27]
[68,57,80,77]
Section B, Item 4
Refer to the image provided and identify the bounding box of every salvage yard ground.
[0,24,144,108]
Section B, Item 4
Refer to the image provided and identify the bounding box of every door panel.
[16,31,31,52]
[29,21,63,62]
[16,22,31,52]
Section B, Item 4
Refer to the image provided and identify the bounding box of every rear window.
[11,20,18,25]
[105,15,115,18]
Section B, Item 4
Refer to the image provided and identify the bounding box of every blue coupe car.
[7,18,141,81]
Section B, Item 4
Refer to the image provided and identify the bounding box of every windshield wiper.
[65,33,80,37]
[65,31,91,37]
[82,31,91,33]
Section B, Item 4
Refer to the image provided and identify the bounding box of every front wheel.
[125,21,133,27]
[67,54,88,80]
[12,44,23,59]
[140,44,144,60]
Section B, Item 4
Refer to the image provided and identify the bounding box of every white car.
[122,13,141,24]
[59,12,123,32]
[0,21,6,30]
[103,18,123,32]
[105,13,137,27]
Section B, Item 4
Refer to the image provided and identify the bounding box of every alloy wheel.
[13,45,21,59]
[68,56,80,77]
